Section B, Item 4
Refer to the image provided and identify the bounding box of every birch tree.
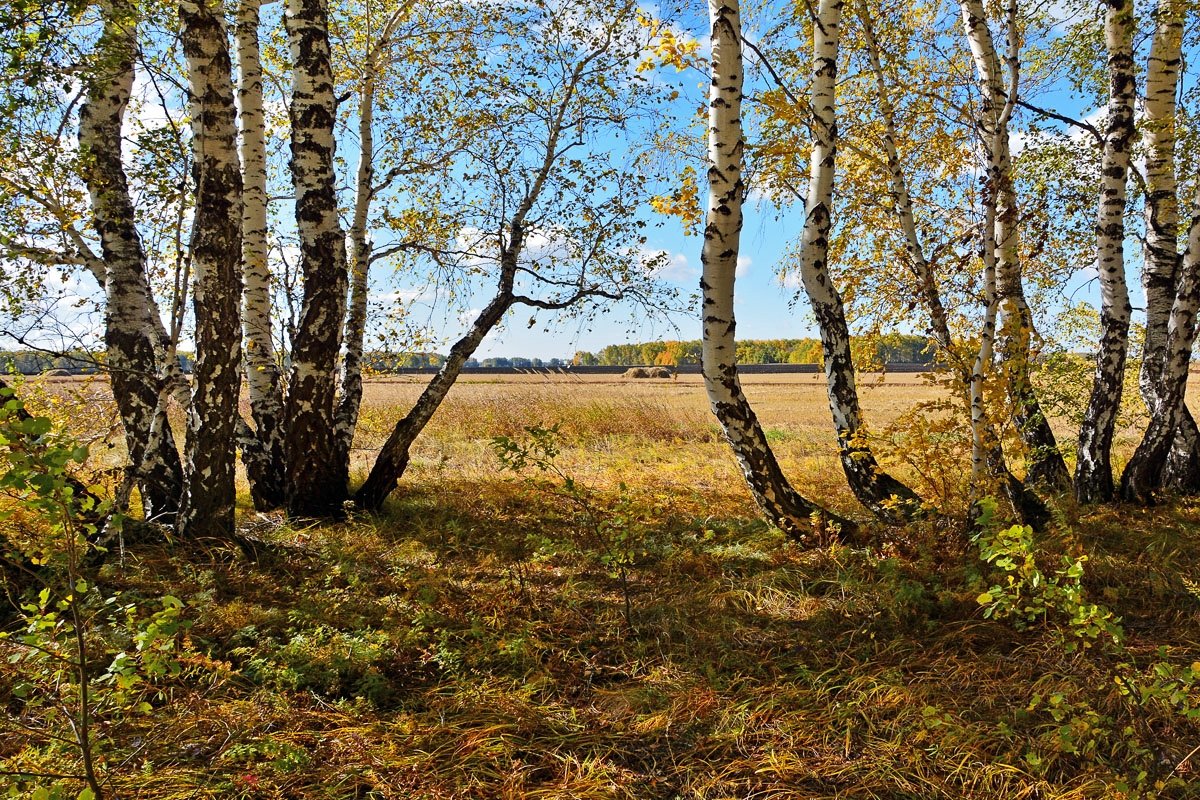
[235,0,287,509]
[283,0,350,517]
[853,0,1046,523]
[331,0,451,470]
[792,0,922,522]
[1123,198,1200,502]
[1135,0,1200,494]
[1074,0,1134,503]
[959,0,1070,492]
[79,0,184,522]
[177,0,244,539]
[355,0,674,510]
[698,0,854,538]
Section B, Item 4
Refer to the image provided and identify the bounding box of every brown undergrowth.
[2,376,1199,798]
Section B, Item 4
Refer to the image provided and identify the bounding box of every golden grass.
[2,372,1199,798]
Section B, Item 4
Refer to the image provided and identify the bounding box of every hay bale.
[622,367,651,379]
[648,366,673,379]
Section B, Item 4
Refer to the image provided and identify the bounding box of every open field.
[3,372,1199,798]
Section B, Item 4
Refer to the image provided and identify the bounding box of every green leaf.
[976,592,993,605]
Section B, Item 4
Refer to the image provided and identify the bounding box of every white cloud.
[736,255,751,277]
[371,288,433,305]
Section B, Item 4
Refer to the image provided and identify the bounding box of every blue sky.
[4,0,1175,364]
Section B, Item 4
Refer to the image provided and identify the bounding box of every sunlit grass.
[2,372,1198,797]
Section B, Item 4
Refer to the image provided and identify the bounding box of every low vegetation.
[2,374,1198,799]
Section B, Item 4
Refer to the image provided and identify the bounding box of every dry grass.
[2,372,1199,798]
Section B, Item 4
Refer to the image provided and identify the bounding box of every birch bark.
[235,0,287,509]
[1074,0,1134,503]
[795,0,922,522]
[1139,0,1184,403]
[78,0,184,522]
[959,0,1070,491]
[284,0,351,516]
[177,0,245,539]
[697,0,854,538]
[1123,198,1200,501]
[334,9,407,471]
[332,67,376,473]
[1137,0,1200,494]
[857,0,1045,524]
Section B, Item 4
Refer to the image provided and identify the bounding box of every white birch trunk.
[1075,0,1134,503]
[333,74,374,471]
[178,0,245,540]
[959,0,1069,490]
[1123,194,1200,501]
[1136,0,1200,493]
[333,7,413,470]
[79,0,184,521]
[284,0,351,516]
[1139,0,1184,399]
[333,9,402,470]
[697,0,854,538]
[235,0,287,509]
[797,0,921,522]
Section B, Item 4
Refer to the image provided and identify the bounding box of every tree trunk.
[177,0,244,540]
[1075,0,1135,503]
[796,0,922,523]
[283,0,351,517]
[334,62,379,473]
[355,290,513,510]
[356,27,602,512]
[235,0,287,509]
[1122,198,1200,501]
[697,0,855,540]
[1138,0,1193,492]
[858,0,1045,525]
[78,0,183,523]
[960,0,1070,492]
[1163,410,1200,493]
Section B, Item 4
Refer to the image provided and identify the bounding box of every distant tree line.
[571,335,934,367]
[1,351,195,375]
[3,337,931,377]
[364,353,574,370]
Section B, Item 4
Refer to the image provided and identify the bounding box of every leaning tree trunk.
[283,0,351,517]
[960,0,1070,492]
[1123,199,1200,501]
[857,0,1045,525]
[355,288,514,510]
[1138,0,1200,494]
[357,35,596,512]
[177,0,244,540]
[796,0,922,523]
[1075,0,1135,503]
[697,0,854,539]
[235,0,287,510]
[79,0,183,523]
